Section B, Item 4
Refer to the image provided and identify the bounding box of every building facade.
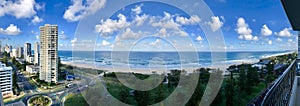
[0,62,13,98]
[24,43,31,61]
[34,42,40,65]
[11,49,17,58]
[26,65,39,74]
[17,47,23,58]
[39,24,58,83]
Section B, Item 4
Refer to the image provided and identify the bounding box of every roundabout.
[27,95,52,106]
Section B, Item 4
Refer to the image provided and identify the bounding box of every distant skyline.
[0,0,297,51]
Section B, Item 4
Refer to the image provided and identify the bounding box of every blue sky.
[0,0,297,51]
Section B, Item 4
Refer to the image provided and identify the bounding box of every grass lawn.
[64,93,89,106]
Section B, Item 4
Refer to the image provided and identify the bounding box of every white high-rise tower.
[39,24,58,83]
[34,42,40,65]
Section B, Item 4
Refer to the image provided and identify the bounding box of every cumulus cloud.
[134,14,148,26]
[151,12,180,30]
[276,38,282,42]
[159,28,167,37]
[150,39,161,46]
[102,40,110,46]
[151,12,189,37]
[131,4,143,15]
[175,15,201,25]
[253,36,258,41]
[275,28,293,37]
[196,36,203,41]
[260,24,272,36]
[268,40,272,45]
[0,24,21,35]
[207,16,224,32]
[115,28,142,44]
[63,0,106,22]
[31,15,43,24]
[59,31,68,40]
[95,14,130,36]
[235,17,253,40]
[0,0,37,18]
[35,2,45,11]
[288,39,293,42]
[71,38,77,43]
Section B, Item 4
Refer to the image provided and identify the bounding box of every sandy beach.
[61,51,295,75]
[62,61,247,75]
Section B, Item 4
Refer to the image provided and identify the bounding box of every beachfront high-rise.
[34,42,40,65]
[39,24,58,83]
[0,62,13,98]
[24,43,32,61]
[17,47,23,58]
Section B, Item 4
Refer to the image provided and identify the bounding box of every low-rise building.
[26,55,34,64]
[0,62,13,98]
[26,65,39,74]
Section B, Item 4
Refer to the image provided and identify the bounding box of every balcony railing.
[261,59,296,106]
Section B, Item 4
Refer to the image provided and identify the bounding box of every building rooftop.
[0,62,12,70]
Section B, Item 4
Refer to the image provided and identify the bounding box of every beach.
[61,51,296,75]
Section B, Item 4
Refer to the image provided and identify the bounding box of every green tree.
[225,71,234,106]
[119,89,131,104]
[134,91,151,106]
[238,67,246,91]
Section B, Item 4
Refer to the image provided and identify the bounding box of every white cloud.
[207,16,224,32]
[0,0,37,18]
[260,24,272,36]
[131,4,143,15]
[31,15,43,24]
[59,31,68,40]
[115,28,141,43]
[235,17,253,40]
[150,39,161,46]
[268,40,272,45]
[253,36,258,41]
[63,0,106,22]
[176,30,188,37]
[175,15,201,25]
[95,14,130,36]
[151,12,189,37]
[275,28,293,37]
[102,40,110,46]
[35,2,45,11]
[196,36,203,41]
[159,28,167,37]
[151,12,180,30]
[36,35,39,40]
[71,38,77,43]
[134,14,148,26]
[288,39,293,42]
[0,24,21,35]
[276,38,282,42]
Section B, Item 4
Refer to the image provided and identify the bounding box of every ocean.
[58,51,293,69]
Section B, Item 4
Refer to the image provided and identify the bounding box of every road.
[5,68,95,106]
[17,72,36,94]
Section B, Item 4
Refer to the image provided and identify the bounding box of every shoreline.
[61,51,296,75]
